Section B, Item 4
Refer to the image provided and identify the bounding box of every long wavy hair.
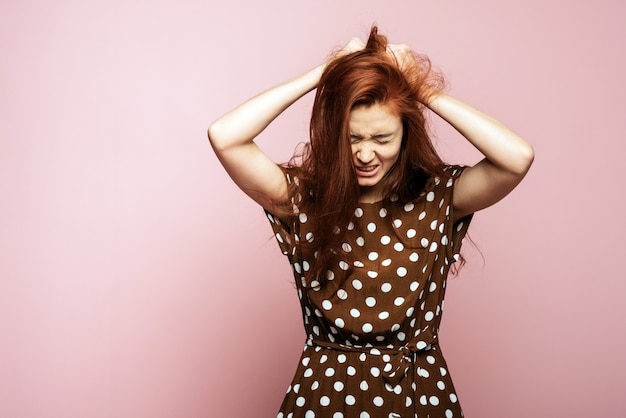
[279,26,448,283]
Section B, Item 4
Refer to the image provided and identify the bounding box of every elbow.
[522,142,535,173]
[207,121,226,151]
[513,142,535,176]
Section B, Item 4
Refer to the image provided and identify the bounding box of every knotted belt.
[307,334,437,386]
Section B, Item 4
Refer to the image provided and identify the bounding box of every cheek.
[383,147,402,164]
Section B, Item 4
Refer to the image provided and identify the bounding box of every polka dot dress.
[266,166,473,418]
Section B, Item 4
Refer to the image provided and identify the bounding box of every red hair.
[280,26,447,283]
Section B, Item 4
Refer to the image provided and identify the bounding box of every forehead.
[349,103,402,134]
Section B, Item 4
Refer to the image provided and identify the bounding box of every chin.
[358,178,382,188]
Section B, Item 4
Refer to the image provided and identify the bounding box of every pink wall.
[2,0,625,417]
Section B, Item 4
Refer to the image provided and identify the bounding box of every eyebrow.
[349,133,394,140]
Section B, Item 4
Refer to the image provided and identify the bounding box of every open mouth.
[355,165,380,177]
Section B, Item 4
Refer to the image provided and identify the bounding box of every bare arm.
[386,43,534,221]
[425,91,535,221]
[207,65,325,210]
[208,38,366,211]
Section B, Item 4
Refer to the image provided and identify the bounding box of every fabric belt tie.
[307,337,437,386]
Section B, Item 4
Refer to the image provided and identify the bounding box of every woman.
[208,27,533,418]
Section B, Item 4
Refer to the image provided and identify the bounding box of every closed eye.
[350,133,394,144]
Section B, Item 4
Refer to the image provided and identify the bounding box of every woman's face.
[349,102,403,202]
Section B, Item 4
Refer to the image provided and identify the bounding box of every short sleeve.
[263,167,300,256]
[443,165,474,263]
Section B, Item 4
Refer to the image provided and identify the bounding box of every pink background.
[1,0,625,417]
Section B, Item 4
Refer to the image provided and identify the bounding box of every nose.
[355,142,374,163]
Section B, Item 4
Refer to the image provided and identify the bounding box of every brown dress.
[266,166,473,418]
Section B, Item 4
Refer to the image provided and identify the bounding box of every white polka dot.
[360,413,370,418]
[305,411,315,418]
[409,252,419,262]
[418,211,426,220]
[394,297,405,306]
[320,396,330,406]
[339,261,350,270]
[406,307,415,317]
[335,318,345,328]
[393,219,402,228]
[397,332,406,341]
[370,367,381,377]
[446,410,453,418]
[360,380,369,391]
[449,393,457,403]
[345,395,356,405]
[381,258,392,267]
[373,396,384,406]
[406,396,413,407]
[429,396,439,406]
[417,341,427,350]
[362,323,373,333]
[304,368,313,377]
[342,243,352,252]
[299,213,308,223]
[426,355,435,364]
[378,311,389,320]
[407,229,416,238]
[355,208,364,217]
[418,368,430,378]
[368,271,378,278]
[440,367,448,376]
[350,308,361,318]
[366,297,377,307]
[352,280,363,290]
[394,242,404,251]
[421,238,429,248]
[356,237,365,246]
[325,367,335,377]
[337,289,348,300]
[379,208,388,217]
[430,220,438,230]
[429,282,437,292]
[322,300,332,310]
[429,242,438,252]
[426,191,435,201]
[334,381,344,391]
[347,366,357,376]
[438,380,446,390]
[380,235,391,245]
[425,311,434,321]
[368,252,379,261]
[296,396,306,407]
[381,283,392,292]
[419,395,427,405]
[396,267,407,277]
[404,202,415,211]
[409,281,419,291]
[367,223,376,232]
